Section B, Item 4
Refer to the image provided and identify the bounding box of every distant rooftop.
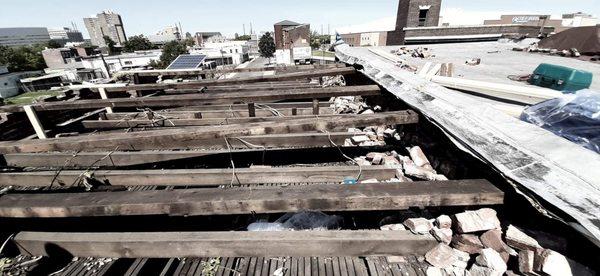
[275,20,301,26]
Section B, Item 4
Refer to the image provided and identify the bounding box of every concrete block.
[436,215,452,229]
[505,225,541,251]
[475,248,507,274]
[425,243,457,269]
[454,208,501,234]
[451,234,484,254]
[404,218,433,234]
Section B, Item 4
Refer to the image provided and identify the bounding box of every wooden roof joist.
[115,63,347,77]
[83,114,354,129]
[163,101,330,111]
[0,111,418,153]
[14,230,438,258]
[104,107,334,120]
[2,141,360,168]
[0,84,377,113]
[0,166,397,187]
[105,67,356,93]
[0,180,503,217]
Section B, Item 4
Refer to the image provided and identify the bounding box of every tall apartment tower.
[387,0,442,45]
[84,11,127,47]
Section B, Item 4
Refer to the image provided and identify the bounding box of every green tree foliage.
[310,30,331,50]
[235,35,251,41]
[47,40,63,49]
[0,44,46,72]
[103,36,117,55]
[122,35,156,53]
[154,40,188,69]
[258,33,276,61]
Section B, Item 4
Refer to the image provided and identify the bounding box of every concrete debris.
[407,146,434,170]
[475,248,507,274]
[360,179,379,184]
[454,208,501,234]
[469,264,501,276]
[479,229,515,261]
[505,225,541,251]
[425,243,458,269]
[350,135,370,144]
[465,58,481,66]
[452,249,471,269]
[515,43,583,58]
[353,157,372,166]
[451,234,484,254]
[386,256,407,263]
[431,227,453,245]
[426,266,445,276]
[393,47,434,59]
[380,224,407,231]
[404,218,433,234]
[394,169,413,182]
[518,250,536,275]
[330,96,369,114]
[382,156,401,168]
[534,249,572,276]
[321,75,346,87]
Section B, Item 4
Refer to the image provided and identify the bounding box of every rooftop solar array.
[166,54,207,70]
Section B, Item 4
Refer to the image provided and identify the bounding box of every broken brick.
[518,250,536,275]
[403,218,433,234]
[453,208,501,233]
[451,234,484,254]
[430,227,453,245]
[505,225,541,251]
[425,243,457,269]
[476,248,507,274]
[435,215,452,229]
[535,249,572,276]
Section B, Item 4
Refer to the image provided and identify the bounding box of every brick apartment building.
[274,20,310,50]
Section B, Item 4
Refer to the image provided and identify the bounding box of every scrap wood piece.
[104,107,334,120]
[164,101,331,111]
[0,84,376,113]
[0,180,503,217]
[14,230,437,258]
[0,111,418,153]
[0,165,397,187]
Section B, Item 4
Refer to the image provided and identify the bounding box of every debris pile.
[513,44,582,58]
[392,47,434,58]
[330,96,375,114]
[352,146,449,182]
[344,125,394,147]
[321,75,346,87]
[387,208,578,276]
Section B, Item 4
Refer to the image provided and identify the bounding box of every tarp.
[539,26,600,54]
[335,44,600,246]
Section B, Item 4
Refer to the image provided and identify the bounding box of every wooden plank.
[0,180,504,217]
[1,85,377,113]
[81,115,350,129]
[23,105,47,139]
[0,165,395,187]
[164,102,330,112]
[56,109,106,127]
[104,108,334,120]
[0,111,417,153]
[114,64,346,78]
[98,88,114,113]
[1,133,359,167]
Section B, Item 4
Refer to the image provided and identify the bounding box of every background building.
[387,0,442,45]
[193,32,225,47]
[148,26,181,45]
[83,11,127,47]
[274,20,310,50]
[484,12,598,33]
[48,27,84,46]
[0,27,50,47]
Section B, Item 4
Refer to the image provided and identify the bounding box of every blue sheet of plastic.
[521,89,600,154]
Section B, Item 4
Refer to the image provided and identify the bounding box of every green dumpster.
[528,63,593,93]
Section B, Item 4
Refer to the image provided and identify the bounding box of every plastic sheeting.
[521,90,600,154]
[247,211,343,231]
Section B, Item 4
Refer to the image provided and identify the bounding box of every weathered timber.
[1,133,359,167]
[104,67,356,92]
[165,83,322,95]
[0,84,376,112]
[0,166,395,187]
[104,108,335,120]
[164,102,330,111]
[14,230,437,258]
[0,111,417,153]
[114,63,347,77]
[82,115,349,129]
[0,180,503,217]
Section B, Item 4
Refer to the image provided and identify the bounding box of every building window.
[419,9,429,26]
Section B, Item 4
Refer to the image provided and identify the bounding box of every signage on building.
[512,16,540,23]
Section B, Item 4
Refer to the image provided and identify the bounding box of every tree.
[155,41,187,69]
[310,30,331,50]
[103,36,117,55]
[0,45,45,72]
[47,40,63,49]
[258,33,275,63]
[235,35,251,41]
[123,35,156,53]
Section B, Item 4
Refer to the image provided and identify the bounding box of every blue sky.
[0,0,597,38]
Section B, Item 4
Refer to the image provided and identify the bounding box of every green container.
[528,63,593,93]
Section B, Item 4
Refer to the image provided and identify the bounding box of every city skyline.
[0,0,597,39]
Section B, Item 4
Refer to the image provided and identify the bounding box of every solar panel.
[166,54,207,70]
